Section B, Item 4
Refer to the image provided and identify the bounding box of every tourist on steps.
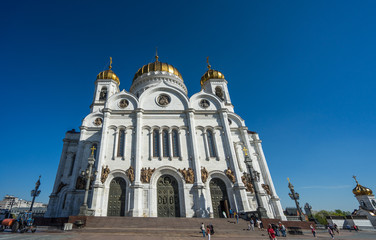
[310,224,316,238]
[267,224,277,240]
[206,225,211,240]
[201,223,206,237]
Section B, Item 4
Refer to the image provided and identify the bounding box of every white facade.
[45,58,286,220]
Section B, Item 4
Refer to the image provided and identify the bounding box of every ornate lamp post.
[287,178,304,221]
[79,146,98,216]
[243,146,268,218]
[30,176,41,212]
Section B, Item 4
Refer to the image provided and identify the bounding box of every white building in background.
[45,55,286,220]
[352,177,376,227]
[0,195,46,210]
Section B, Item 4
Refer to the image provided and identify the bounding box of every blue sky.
[1,1,375,212]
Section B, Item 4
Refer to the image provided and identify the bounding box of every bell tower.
[91,57,120,113]
[352,176,376,211]
[201,57,233,112]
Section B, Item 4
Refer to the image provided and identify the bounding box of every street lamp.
[30,176,41,212]
[79,146,98,216]
[287,178,304,221]
[242,146,268,219]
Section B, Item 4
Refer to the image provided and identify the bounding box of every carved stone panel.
[178,167,194,184]
[262,184,272,196]
[241,173,254,193]
[101,165,110,184]
[141,167,155,183]
[225,167,235,183]
[201,167,208,183]
[126,166,135,183]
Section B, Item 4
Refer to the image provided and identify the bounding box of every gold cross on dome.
[109,57,112,69]
[206,56,211,70]
[90,146,96,156]
[353,175,359,184]
[155,47,159,61]
[242,146,248,156]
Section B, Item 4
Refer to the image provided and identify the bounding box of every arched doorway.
[210,178,229,218]
[157,175,180,217]
[107,177,126,216]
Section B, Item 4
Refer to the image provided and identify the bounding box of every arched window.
[99,87,107,100]
[117,130,125,157]
[68,154,76,176]
[162,130,169,157]
[207,130,216,157]
[172,129,179,157]
[153,129,160,157]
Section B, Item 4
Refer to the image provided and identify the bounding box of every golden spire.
[206,56,211,70]
[287,177,290,183]
[109,57,112,70]
[155,47,159,62]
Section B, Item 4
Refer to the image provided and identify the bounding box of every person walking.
[267,224,277,240]
[206,225,211,240]
[279,222,286,237]
[249,219,255,231]
[201,223,206,237]
[229,208,233,218]
[235,211,239,224]
[310,224,316,238]
[209,224,214,235]
[328,226,335,239]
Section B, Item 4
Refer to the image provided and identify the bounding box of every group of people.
[200,223,214,239]
[247,216,264,231]
[267,222,287,239]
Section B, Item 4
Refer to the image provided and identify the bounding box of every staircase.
[73,216,264,237]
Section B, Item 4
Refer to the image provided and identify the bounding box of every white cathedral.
[45,55,286,220]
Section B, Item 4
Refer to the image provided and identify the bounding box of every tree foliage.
[313,209,351,225]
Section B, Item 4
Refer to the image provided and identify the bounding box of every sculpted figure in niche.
[126,166,135,183]
[215,87,224,100]
[101,165,110,184]
[200,99,210,109]
[187,168,194,183]
[158,94,170,106]
[99,88,107,100]
[75,176,86,190]
[225,167,236,183]
[262,184,272,196]
[141,167,155,183]
[119,99,129,108]
[56,182,67,194]
[178,168,188,182]
[201,167,208,183]
[241,173,254,193]
[253,170,260,182]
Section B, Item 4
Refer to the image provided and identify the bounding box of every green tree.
[313,209,351,225]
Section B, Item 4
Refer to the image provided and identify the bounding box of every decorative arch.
[103,169,130,217]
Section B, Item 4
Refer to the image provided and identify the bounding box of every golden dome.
[200,57,225,86]
[352,176,373,196]
[133,55,183,82]
[96,57,120,84]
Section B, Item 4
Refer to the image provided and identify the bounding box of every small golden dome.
[133,55,183,82]
[352,176,373,196]
[200,57,225,86]
[96,57,120,84]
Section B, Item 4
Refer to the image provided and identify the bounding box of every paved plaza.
[0,228,375,240]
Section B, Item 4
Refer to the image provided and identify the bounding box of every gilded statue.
[141,167,155,183]
[56,182,67,194]
[178,167,195,184]
[126,166,135,183]
[241,173,254,193]
[101,165,110,184]
[201,167,208,183]
[225,167,236,183]
[262,184,272,196]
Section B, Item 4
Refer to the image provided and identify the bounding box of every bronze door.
[107,177,126,216]
[210,178,229,218]
[157,175,180,217]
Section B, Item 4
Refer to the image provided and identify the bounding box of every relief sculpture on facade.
[225,167,236,183]
[241,173,254,193]
[101,165,110,184]
[126,166,135,183]
[178,167,194,184]
[262,184,272,196]
[201,167,208,183]
[141,167,155,183]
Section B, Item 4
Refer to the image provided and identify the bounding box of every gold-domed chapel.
[45,56,286,220]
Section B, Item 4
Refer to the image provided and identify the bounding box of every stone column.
[186,109,206,217]
[212,130,220,161]
[168,129,173,160]
[202,131,210,160]
[130,108,144,216]
[148,129,152,160]
[178,130,182,160]
[219,109,250,212]
[159,129,163,160]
